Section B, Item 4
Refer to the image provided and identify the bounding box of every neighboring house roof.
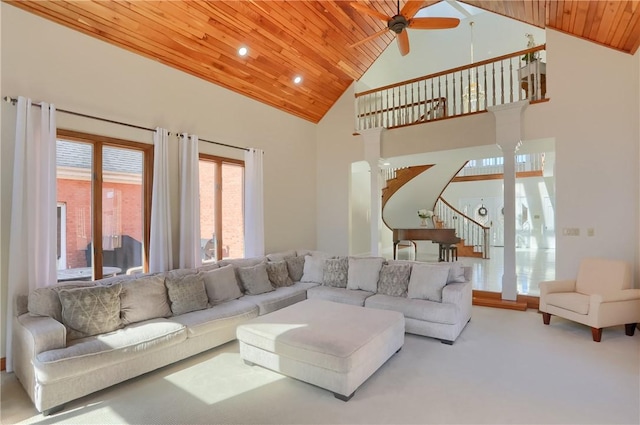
[56,140,143,175]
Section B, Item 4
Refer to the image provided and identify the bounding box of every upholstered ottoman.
[236,299,404,401]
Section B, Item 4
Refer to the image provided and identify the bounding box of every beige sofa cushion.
[202,264,243,305]
[407,264,450,302]
[28,281,96,323]
[120,274,171,325]
[545,292,590,315]
[58,284,123,340]
[346,257,384,292]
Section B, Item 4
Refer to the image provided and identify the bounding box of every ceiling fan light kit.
[351,1,460,56]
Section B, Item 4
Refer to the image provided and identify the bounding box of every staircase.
[381,164,489,259]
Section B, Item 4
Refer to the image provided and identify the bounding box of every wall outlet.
[587,228,595,237]
[562,228,580,236]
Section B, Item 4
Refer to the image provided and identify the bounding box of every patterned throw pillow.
[322,257,348,288]
[165,272,208,315]
[237,263,274,295]
[285,256,305,282]
[407,264,450,302]
[377,264,412,297]
[120,274,171,325]
[266,261,293,287]
[58,284,123,340]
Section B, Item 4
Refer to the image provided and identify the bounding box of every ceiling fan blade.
[350,2,391,22]
[397,29,410,56]
[409,17,460,30]
[350,28,389,48]
[400,1,427,19]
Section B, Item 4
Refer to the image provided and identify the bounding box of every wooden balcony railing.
[355,45,547,132]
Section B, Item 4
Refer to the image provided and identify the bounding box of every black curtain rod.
[5,96,250,152]
[177,133,249,152]
[4,96,159,134]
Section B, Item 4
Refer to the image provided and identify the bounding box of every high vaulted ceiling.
[7,1,640,123]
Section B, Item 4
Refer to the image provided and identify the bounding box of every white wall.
[0,4,318,358]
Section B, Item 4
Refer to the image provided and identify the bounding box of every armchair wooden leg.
[591,327,602,342]
[542,312,551,325]
[625,323,637,336]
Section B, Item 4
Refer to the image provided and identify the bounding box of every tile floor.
[392,245,556,296]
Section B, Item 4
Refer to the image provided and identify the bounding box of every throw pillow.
[301,255,326,284]
[322,257,348,288]
[266,250,297,262]
[237,263,274,295]
[285,256,305,282]
[202,264,243,305]
[346,257,384,292]
[377,264,412,297]
[28,281,96,323]
[266,261,293,287]
[58,284,123,340]
[407,264,450,302]
[165,272,208,315]
[447,261,467,283]
[120,274,171,325]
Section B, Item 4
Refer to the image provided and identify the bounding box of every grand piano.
[392,228,458,260]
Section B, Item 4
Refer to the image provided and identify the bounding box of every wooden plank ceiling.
[7,1,640,123]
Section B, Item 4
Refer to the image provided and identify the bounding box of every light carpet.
[2,306,639,424]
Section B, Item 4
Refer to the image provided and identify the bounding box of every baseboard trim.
[472,290,539,311]
[1,357,5,372]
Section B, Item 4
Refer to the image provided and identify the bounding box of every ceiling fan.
[350,1,460,56]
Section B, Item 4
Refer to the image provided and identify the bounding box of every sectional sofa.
[12,250,472,415]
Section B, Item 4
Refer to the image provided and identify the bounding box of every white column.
[488,101,528,301]
[360,128,385,256]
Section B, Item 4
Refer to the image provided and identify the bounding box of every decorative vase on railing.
[417,209,434,228]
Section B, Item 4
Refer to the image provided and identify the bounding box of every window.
[199,155,244,261]
[56,130,152,281]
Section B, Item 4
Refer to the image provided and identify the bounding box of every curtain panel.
[178,133,202,269]
[149,127,173,273]
[244,148,265,257]
[5,97,57,372]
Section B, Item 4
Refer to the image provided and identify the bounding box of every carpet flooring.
[2,306,639,424]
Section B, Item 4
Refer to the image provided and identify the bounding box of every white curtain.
[244,148,265,257]
[5,97,57,372]
[178,133,202,268]
[149,127,173,272]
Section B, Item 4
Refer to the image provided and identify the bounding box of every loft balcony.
[354,45,547,132]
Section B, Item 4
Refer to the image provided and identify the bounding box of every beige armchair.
[539,258,640,342]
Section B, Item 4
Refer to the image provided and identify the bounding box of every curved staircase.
[381,164,489,259]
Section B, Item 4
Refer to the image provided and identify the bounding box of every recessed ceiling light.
[293,75,302,84]
[238,47,248,56]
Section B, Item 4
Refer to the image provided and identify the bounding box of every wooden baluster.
[445,74,449,117]
[459,72,464,115]
[410,82,415,124]
[474,66,479,111]
[500,60,505,105]
[385,89,389,128]
[509,58,514,103]
[391,88,396,128]
[467,68,471,113]
[492,63,496,106]
[437,76,442,118]
[482,65,487,109]
[452,72,457,116]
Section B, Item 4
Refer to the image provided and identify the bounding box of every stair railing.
[355,45,546,132]
[435,197,490,259]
